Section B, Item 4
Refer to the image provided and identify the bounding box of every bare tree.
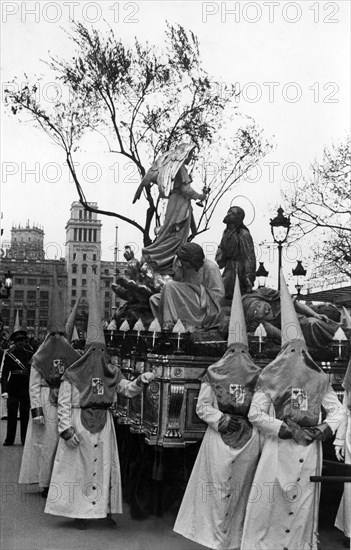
[284,137,351,276]
[5,22,271,245]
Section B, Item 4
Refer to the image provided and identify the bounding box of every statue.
[215,205,256,300]
[133,142,209,275]
[111,246,166,327]
[149,243,224,332]
[236,287,340,348]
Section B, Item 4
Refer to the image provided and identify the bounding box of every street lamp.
[269,207,291,290]
[256,262,269,288]
[0,270,13,298]
[292,260,307,298]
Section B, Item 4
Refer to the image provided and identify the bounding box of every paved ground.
[0,418,348,550]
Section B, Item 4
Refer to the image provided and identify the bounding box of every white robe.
[44,377,142,519]
[19,367,59,488]
[241,385,344,550]
[335,390,351,538]
[173,382,260,550]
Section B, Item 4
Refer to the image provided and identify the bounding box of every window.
[1,308,10,325]
[92,266,97,275]
[40,291,49,299]
[72,265,77,274]
[104,268,109,275]
[79,210,82,220]
[15,277,24,285]
[105,280,110,288]
[14,290,24,300]
[74,229,77,241]
[82,289,87,297]
[104,301,110,309]
[105,291,110,298]
[82,265,87,274]
[39,309,48,318]
[27,278,37,285]
[39,320,47,328]
[71,299,76,307]
[40,278,50,285]
[72,278,77,287]
[73,253,76,261]
[82,279,87,287]
[93,254,96,261]
[27,309,36,320]
[83,254,87,261]
[71,289,76,297]
[27,290,36,301]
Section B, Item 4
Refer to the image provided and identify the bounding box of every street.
[0,418,347,550]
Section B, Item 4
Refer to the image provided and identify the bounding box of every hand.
[140,372,155,385]
[286,419,313,446]
[33,415,45,425]
[66,433,80,448]
[278,422,292,440]
[335,445,345,461]
[1,393,8,400]
[227,416,241,432]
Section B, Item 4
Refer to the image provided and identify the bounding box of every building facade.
[0,204,126,341]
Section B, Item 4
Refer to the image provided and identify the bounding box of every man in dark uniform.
[1,330,33,445]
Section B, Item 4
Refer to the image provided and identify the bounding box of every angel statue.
[133,142,209,275]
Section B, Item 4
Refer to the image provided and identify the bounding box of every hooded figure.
[174,275,261,549]
[334,353,351,541]
[241,271,345,550]
[44,278,154,529]
[18,272,80,495]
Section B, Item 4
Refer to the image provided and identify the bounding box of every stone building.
[0,204,126,340]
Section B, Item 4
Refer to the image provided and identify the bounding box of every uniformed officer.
[1,330,33,445]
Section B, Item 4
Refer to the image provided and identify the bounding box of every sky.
[1,0,350,289]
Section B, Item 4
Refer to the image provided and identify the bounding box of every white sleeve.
[57,380,73,434]
[248,390,283,438]
[117,378,143,399]
[322,383,346,435]
[29,367,42,410]
[196,381,229,431]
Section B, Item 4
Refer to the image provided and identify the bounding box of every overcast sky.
[1,0,350,288]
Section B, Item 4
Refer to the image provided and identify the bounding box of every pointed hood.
[13,310,21,332]
[255,270,328,427]
[227,274,248,347]
[205,275,261,450]
[65,297,81,343]
[85,278,105,348]
[47,268,66,334]
[64,278,120,434]
[71,325,79,342]
[31,273,80,400]
[280,270,305,346]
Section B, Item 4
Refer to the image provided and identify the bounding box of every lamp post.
[0,270,13,298]
[292,260,307,299]
[269,207,291,290]
[256,262,269,288]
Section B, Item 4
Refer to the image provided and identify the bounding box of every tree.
[5,22,271,246]
[284,137,351,276]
